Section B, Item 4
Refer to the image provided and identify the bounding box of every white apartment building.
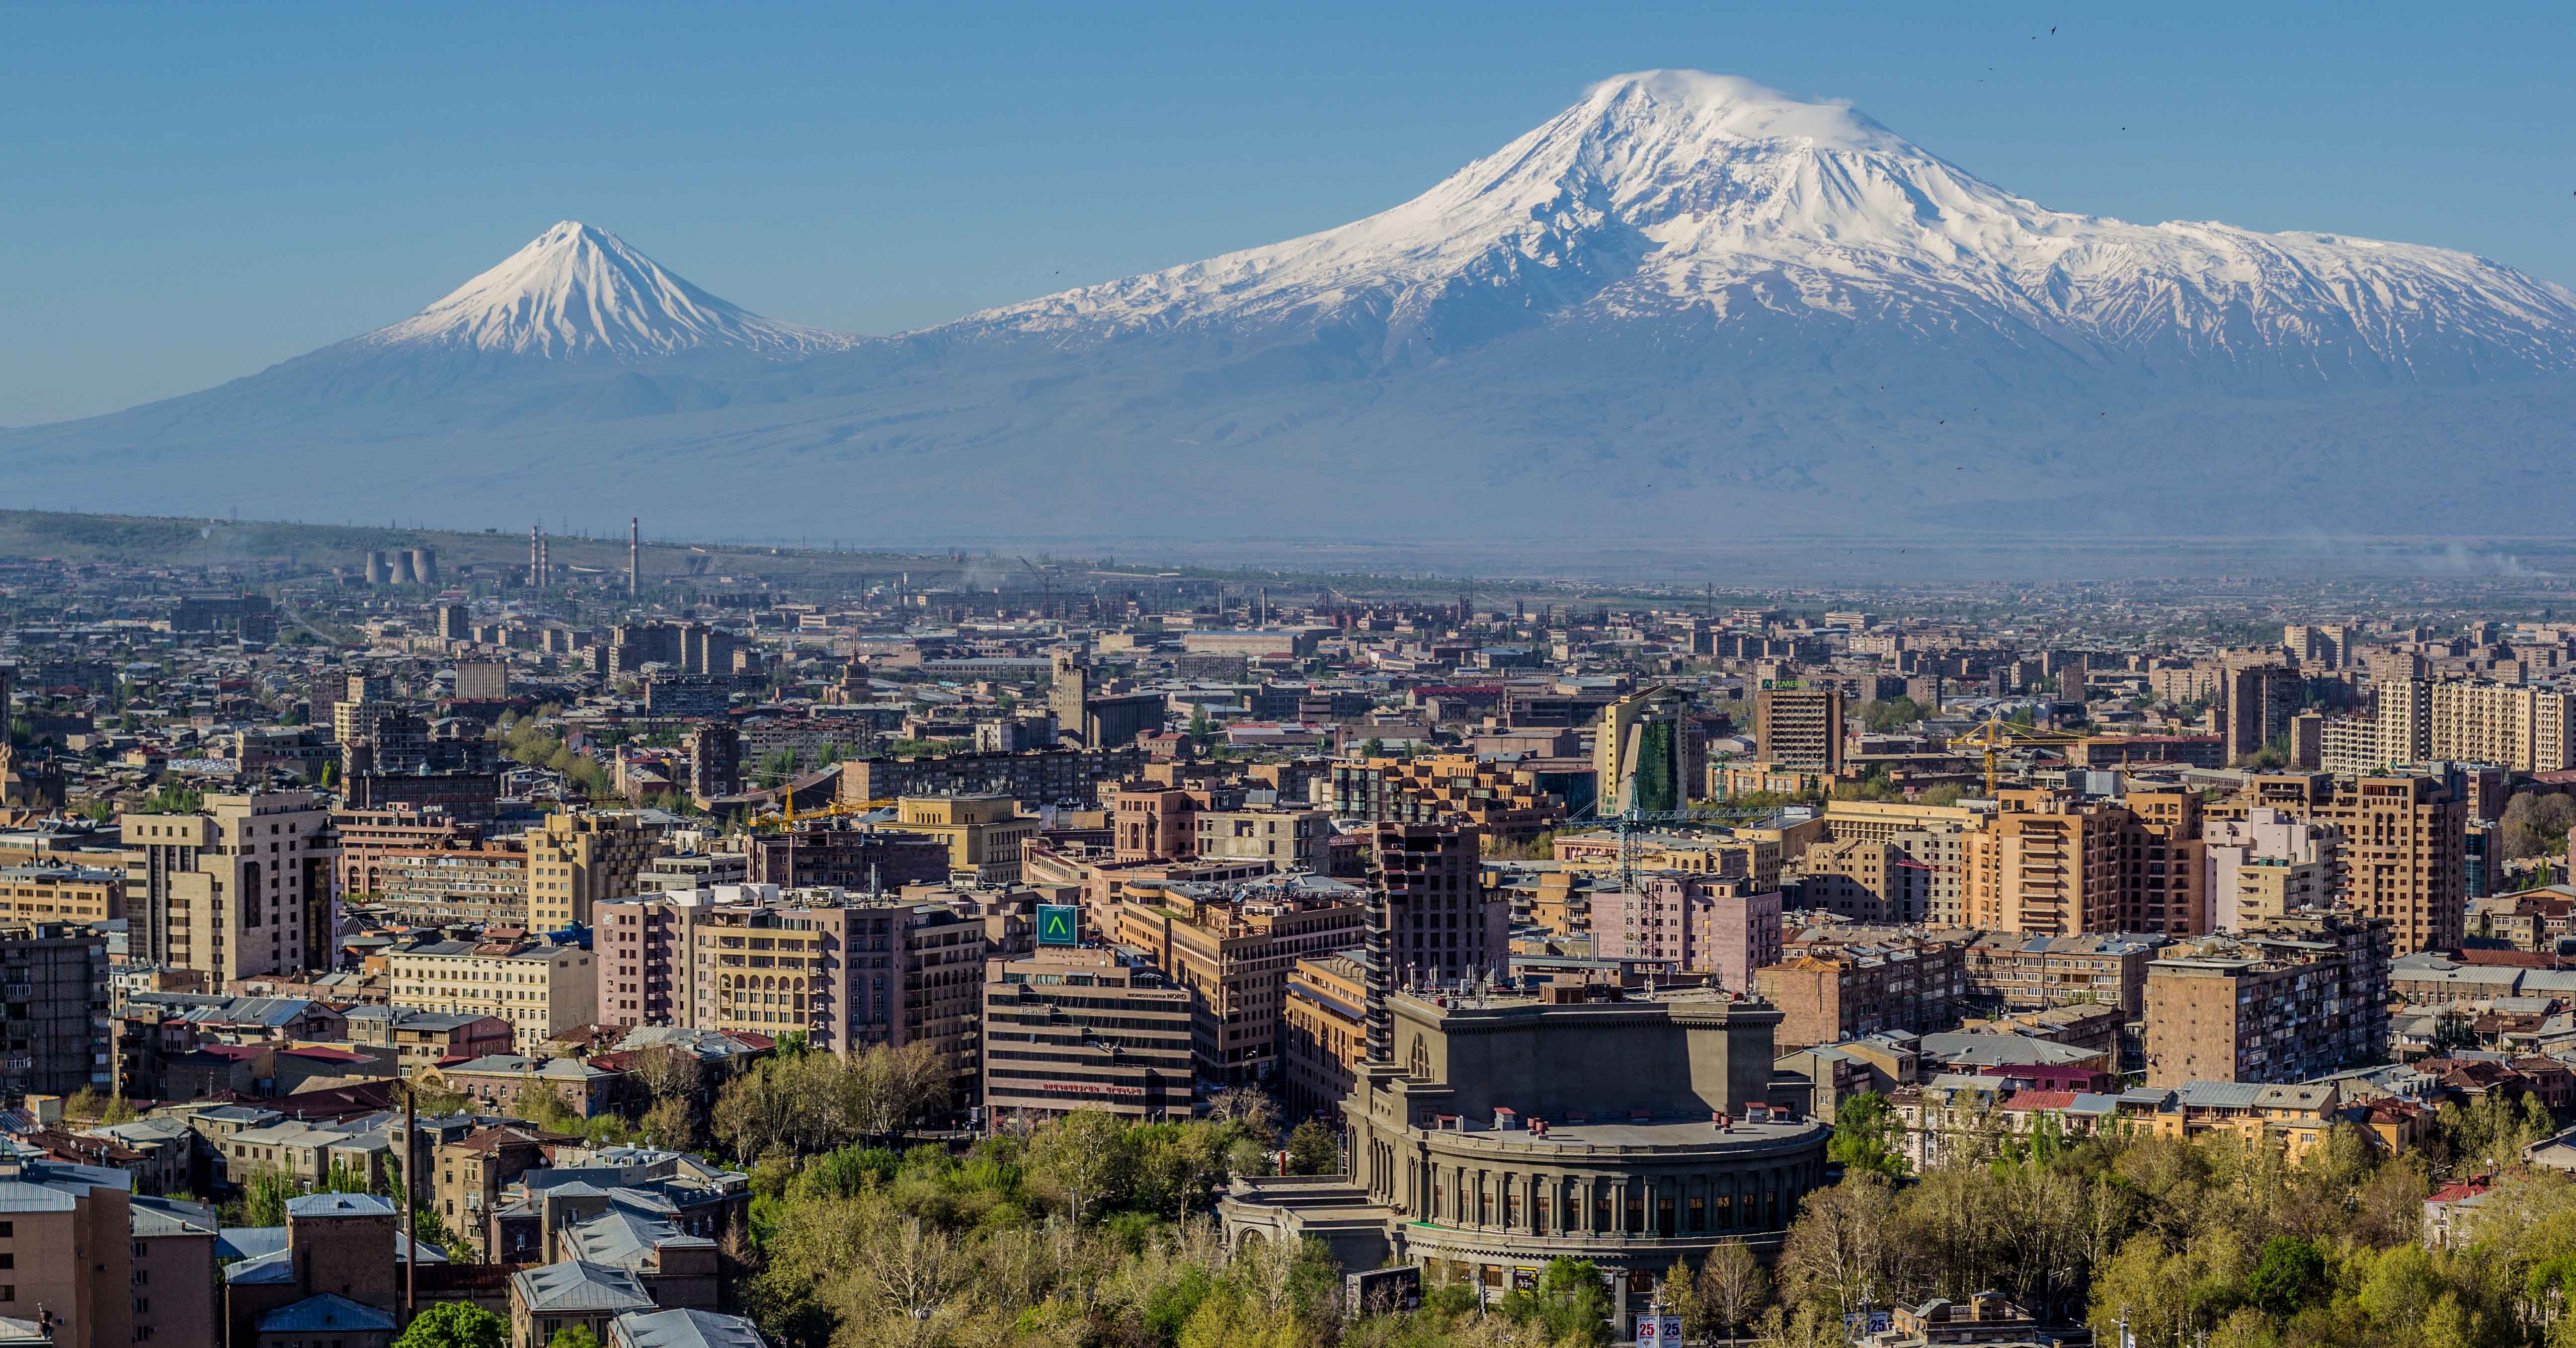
[387,937,596,1050]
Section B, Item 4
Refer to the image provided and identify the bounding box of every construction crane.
[748,795,894,831]
[1950,715,2093,795]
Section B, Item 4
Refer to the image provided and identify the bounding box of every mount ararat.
[10,71,2574,543]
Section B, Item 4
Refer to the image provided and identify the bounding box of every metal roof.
[612,1309,767,1348]
[512,1260,655,1314]
[255,1294,398,1335]
[286,1192,398,1218]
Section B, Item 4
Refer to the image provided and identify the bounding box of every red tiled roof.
[2001,1090,2078,1112]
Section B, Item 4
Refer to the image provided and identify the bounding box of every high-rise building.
[1111,872,1370,1083]
[1961,788,2206,937]
[1589,874,1782,992]
[1370,822,1507,984]
[526,810,662,931]
[123,791,335,980]
[2284,624,2356,670]
[2224,663,2302,762]
[2202,807,2340,933]
[453,660,511,702]
[1595,687,1693,814]
[681,722,741,800]
[2427,680,2571,773]
[2143,911,2391,1086]
[982,945,1195,1123]
[2237,774,2466,956]
[1755,684,1846,773]
[595,884,987,1069]
[0,922,112,1098]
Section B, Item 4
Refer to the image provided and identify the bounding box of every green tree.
[1026,1108,1134,1224]
[1826,1092,1908,1179]
[547,1328,602,1348]
[1497,1258,1613,1346]
[393,1302,508,1348]
[2241,1235,2325,1316]
[1284,1119,1341,1176]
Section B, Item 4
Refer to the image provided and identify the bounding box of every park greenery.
[1746,1091,2576,1348]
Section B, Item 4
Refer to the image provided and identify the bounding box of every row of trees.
[1748,1095,2576,1348]
[712,1038,955,1161]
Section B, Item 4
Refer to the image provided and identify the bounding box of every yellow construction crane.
[1950,716,2093,795]
[747,796,894,831]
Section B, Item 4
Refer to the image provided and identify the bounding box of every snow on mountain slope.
[6,72,2574,548]
[960,71,2576,382]
[358,220,861,359]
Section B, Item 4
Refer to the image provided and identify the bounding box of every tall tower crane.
[1949,715,2093,795]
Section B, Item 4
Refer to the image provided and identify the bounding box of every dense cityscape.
[0,518,2571,1348]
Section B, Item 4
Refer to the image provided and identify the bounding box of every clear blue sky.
[5,0,2570,426]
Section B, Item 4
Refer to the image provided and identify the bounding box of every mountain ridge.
[5,70,2572,546]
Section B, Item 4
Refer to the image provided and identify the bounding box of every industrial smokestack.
[630,517,641,597]
[529,524,542,591]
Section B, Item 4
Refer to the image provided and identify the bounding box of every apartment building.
[1757,935,1969,1052]
[1962,931,2165,1016]
[742,820,952,891]
[2143,912,2392,1087]
[1961,789,2206,937]
[982,946,1195,1122]
[594,885,988,1074]
[1370,822,1507,983]
[332,806,481,894]
[527,810,661,931]
[1196,804,1332,872]
[1282,952,1370,1119]
[388,936,598,1051]
[836,744,1144,810]
[0,1151,223,1348]
[378,848,530,914]
[1327,755,1567,844]
[124,791,335,981]
[2224,663,2303,761]
[0,922,112,1097]
[880,794,1038,883]
[1755,684,1847,772]
[1798,838,1931,925]
[2203,806,2341,934]
[1111,872,1370,1083]
[2361,677,2575,774]
[2237,774,2466,955]
[0,863,119,924]
[1590,874,1782,992]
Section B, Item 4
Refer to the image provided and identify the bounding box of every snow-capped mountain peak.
[967,70,2576,381]
[360,220,858,359]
